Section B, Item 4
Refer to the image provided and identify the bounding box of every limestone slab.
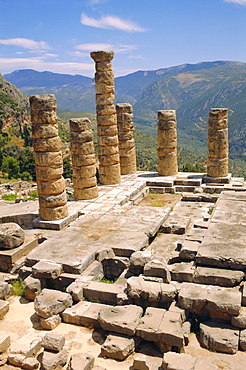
[136,307,166,342]
[98,305,143,336]
[205,286,241,316]
[162,351,196,370]
[193,266,244,287]
[67,352,94,370]
[178,283,207,312]
[199,321,239,354]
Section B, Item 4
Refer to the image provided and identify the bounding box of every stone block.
[80,302,109,329]
[136,307,166,342]
[62,301,93,325]
[24,276,41,301]
[169,262,195,283]
[41,332,65,352]
[0,300,9,319]
[193,267,244,287]
[129,250,153,275]
[0,281,12,299]
[66,281,84,302]
[0,222,25,249]
[67,352,94,370]
[205,286,241,316]
[83,281,125,305]
[143,259,171,283]
[9,333,42,357]
[101,332,135,361]
[40,349,68,370]
[40,314,61,330]
[178,283,207,312]
[242,282,246,306]
[179,240,200,261]
[157,311,185,349]
[22,357,40,370]
[231,307,246,328]
[98,305,143,336]
[8,353,25,367]
[0,334,10,353]
[169,301,186,323]
[132,354,153,370]
[32,260,62,279]
[182,321,191,346]
[34,288,73,318]
[162,352,196,370]
[199,321,239,354]
[239,328,246,350]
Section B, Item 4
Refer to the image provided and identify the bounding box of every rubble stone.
[41,332,65,352]
[162,352,196,370]
[101,332,135,361]
[22,357,40,370]
[34,288,73,318]
[199,321,239,354]
[40,314,61,330]
[0,334,10,353]
[0,300,9,319]
[143,258,171,283]
[23,276,41,301]
[40,348,68,370]
[9,333,42,357]
[67,352,94,370]
[0,222,25,249]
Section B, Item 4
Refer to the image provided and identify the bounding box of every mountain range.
[3,60,246,159]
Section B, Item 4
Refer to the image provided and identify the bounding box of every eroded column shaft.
[90,51,121,185]
[30,94,68,221]
[116,103,136,175]
[158,110,178,176]
[70,118,98,200]
[207,108,228,178]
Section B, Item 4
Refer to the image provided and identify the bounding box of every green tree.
[2,156,20,179]
[63,156,72,178]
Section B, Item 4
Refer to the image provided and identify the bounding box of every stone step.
[193,266,244,287]
[174,178,202,186]
[82,281,125,305]
[0,233,38,273]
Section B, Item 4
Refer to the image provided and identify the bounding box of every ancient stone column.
[90,50,121,185]
[30,94,68,221]
[207,108,228,178]
[158,110,178,176]
[69,118,98,200]
[116,103,137,175]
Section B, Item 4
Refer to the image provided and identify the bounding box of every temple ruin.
[0,51,246,370]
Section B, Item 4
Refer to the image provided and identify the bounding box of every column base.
[203,174,232,184]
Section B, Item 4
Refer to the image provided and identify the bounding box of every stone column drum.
[158,110,178,176]
[69,118,98,200]
[207,108,228,178]
[90,50,121,185]
[30,94,68,221]
[116,103,137,175]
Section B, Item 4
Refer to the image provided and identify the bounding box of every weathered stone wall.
[69,118,98,200]
[116,103,136,175]
[158,110,178,176]
[90,51,121,185]
[30,94,68,221]
[207,108,228,178]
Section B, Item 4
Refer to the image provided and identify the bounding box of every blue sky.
[0,0,246,77]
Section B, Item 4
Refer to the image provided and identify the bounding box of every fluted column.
[207,108,228,178]
[116,103,136,175]
[90,50,121,185]
[70,118,98,199]
[158,110,178,176]
[30,94,68,221]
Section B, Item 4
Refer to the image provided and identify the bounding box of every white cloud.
[128,54,144,60]
[75,43,136,54]
[224,0,246,4]
[0,58,94,76]
[0,38,50,50]
[76,43,112,51]
[81,13,145,32]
